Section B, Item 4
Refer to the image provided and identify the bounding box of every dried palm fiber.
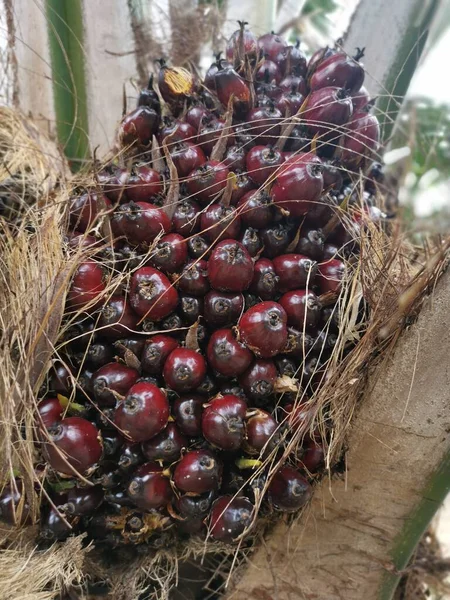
[0,107,450,599]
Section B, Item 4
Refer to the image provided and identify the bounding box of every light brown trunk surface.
[225,270,450,600]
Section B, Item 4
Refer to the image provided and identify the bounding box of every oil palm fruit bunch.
[2,23,384,548]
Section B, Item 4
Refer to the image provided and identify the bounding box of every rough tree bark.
[223,269,450,600]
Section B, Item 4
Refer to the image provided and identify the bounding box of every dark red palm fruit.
[204,290,244,328]
[339,109,380,169]
[296,226,325,261]
[130,266,178,320]
[127,462,173,510]
[141,334,179,375]
[270,156,324,218]
[275,355,297,377]
[173,449,222,494]
[150,233,188,274]
[119,106,160,148]
[172,199,201,236]
[302,86,353,139]
[170,141,206,178]
[223,145,247,171]
[163,348,206,393]
[207,240,254,292]
[185,104,212,131]
[310,48,365,93]
[61,485,104,516]
[40,504,77,541]
[257,32,288,62]
[157,60,195,108]
[114,382,169,442]
[239,359,278,404]
[245,409,279,455]
[202,394,247,451]
[207,329,252,378]
[278,67,307,95]
[200,204,241,244]
[158,117,196,145]
[98,296,138,339]
[204,53,227,90]
[260,223,291,258]
[38,397,63,429]
[65,231,99,252]
[298,439,325,473]
[249,258,279,300]
[239,227,262,258]
[111,202,171,247]
[78,366,94,396]
[310,329,338,356]
[214,64,251,116]
[141,422,187,463]
[255,90,275,108]
[176,516,206,536]
[97,165,128,202]
[351,85,370,112]
[197,118,230,157]
[275,88,304,116]
[102,431,124,457]
[137,74,160,112]
[364,161,384,194]
[268,465,312,512]
[69,192,111,233]
[279,289,321,330]
[272,254,318,292]
[186,161,230,204]
[187,235,211,260]
[44,417,102,475]
[125,166,162,201]
[178,259,210,297]
[245,146,283,186]
[209,495,253,543]
[234,122,257,148]
[255,58,282,84]
[317,259,345,294]
[179,294,203,325]
[161,312,184,334]
[238,301,287,358]
[176,490,215,518]
[0,480,30,526]
[285,124,311,152]
[173,395,203,436]
[226,21,258,64]
[246,105,282,144]
[230,172,255,205]
[117,442,143,470]
[67,261,105,310]
[114,337,145,361]
[277,40,307,77]
[306,45,338,80]
[92,363,139,407]
[322,160,343,192]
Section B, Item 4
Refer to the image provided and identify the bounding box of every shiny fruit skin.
[279,289,321,330]
[260,223,291,258]
[125,166,162,201]
[245,409,279,455]
[277,40,307,76]
[197,118,228,156]
[351,85,370,112]
[200,204,241,243]
[44,417,102,475]
[185,104,212,131]
[0,480,30,525]
[173,449,222,494]
[38,397,63,429]
[141,422,187,463]
[186,160,230,204]
[296,226,325,261]
[173,395,204,436]
[214,64,251,116]
[114,382,169,442]
[257,32,288,62]
[127,462,173,509]
[255,58,282,84]
[299,439,325,473]
[158,117,196,144]
[272,253,318,292]
[202,394,247,451]
[317,259,345,294]
[163,348,207,393]
[67,261,105,310]
[246,105,282,144]
[238,301,287,358]
[268,465,312,512]
[302,86,353,139]
[239,359,278,404]
[239,227,262,258]
[207,240,254,292]
[141,334,179,375]
[92,362,139,407]
[207,328,253,377]
[40,504,77,541]
[226,22,258,64]
[275,89,304,116]
[237,190,273,229]
[62,485,104,516]
[119,106,160,148]
[223,144,247,171]
[310,52,364,93]
[171,141,206,177]
[172,199,201,236]
[130,266,178,320]
[111,201,171,247]
[245,146,283,187]
[98,296,138,339]
[176,490,215,518]
[204,290,244,328]
[180,294,203,325]
[150,233,188,273]
[209,495,253,543]
[178,259,210,297]
[69,192,111,233]
[230,172,255,205]
[250,258,279,300]
[339,110,380,169]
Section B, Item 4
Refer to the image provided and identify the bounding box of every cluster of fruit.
[0,23,383,548]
